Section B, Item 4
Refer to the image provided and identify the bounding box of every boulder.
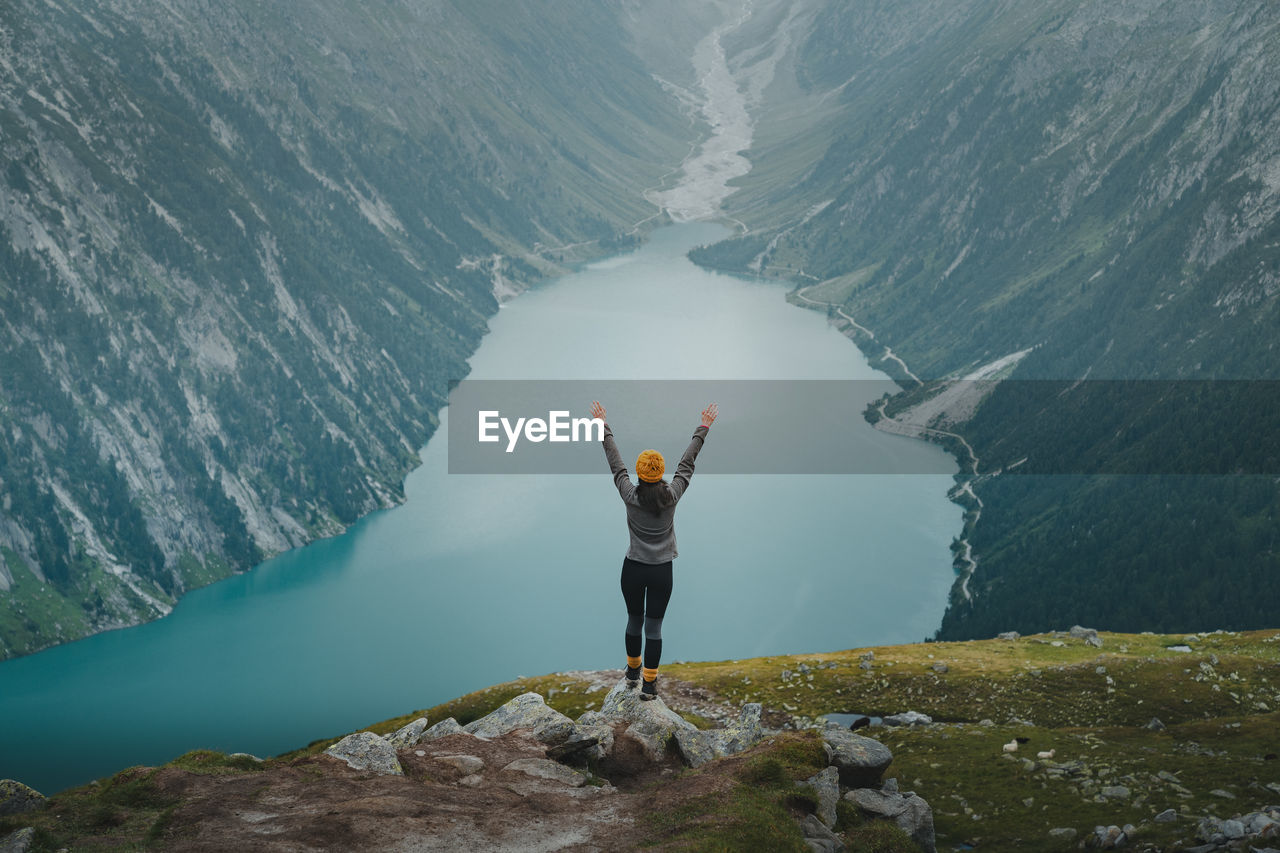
[421,718,466,740]
[997,631,1020,641]
[385,717,428,749]
[883,711,932,727]
[0,827,34,853]
[463,692,574,741]
[0,781,44,817]
[597,679,696,762]
[797,766,840,828]
[822,724,893,788]
[845,788,936,853]
[1069,625,1103,647]
[502,758,587,787]
[798,813,846,853]
[324,731,403,775]
[673,704,764,768]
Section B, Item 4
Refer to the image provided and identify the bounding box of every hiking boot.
[625,664,641,688]
[639,677,658,701]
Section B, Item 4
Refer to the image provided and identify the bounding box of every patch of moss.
[166,749,267,775]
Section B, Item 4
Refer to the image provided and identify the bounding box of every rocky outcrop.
[0,781,44,817]
[596,680,699,762]
[323,731,403,776]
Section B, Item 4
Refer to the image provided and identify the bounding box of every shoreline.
[786,282,982,612]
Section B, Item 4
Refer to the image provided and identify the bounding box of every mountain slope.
[693,0,1280,639]
[0,0,693,657]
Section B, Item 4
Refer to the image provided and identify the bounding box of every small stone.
[1221,818,1245,839]
[1154,808,1177,823]
[1048,827,1077,840]
[1101,785,1130,799]
[931,662,949,673]
[458,773,484,788]
[997,631,1020,640]
[1209,788,1236,799]
[1144,717,1166,731]
[883,711,932,727]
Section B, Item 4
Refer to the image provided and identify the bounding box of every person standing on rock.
[589,400,717,701]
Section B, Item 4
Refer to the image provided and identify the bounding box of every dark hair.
[636,480,675,514]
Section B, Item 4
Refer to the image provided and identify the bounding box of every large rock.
[1069,625,1103,647]
[385,717,428,749]
[464,692,574,741]
[883,711,932,727]
[797,766,841,828]
[0,781,45,817]
[798,813,846,853]
[673,704,765,768]
[422,718,466,740]
[845,788,936,853]
[324,731,404,775]
[598,680,696,762]
[0,827,35,853]
[821,724,893,788]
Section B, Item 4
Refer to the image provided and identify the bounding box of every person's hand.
[700,402,718,427]
[590,400,607,422]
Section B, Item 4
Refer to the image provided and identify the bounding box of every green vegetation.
[5,631,1279,851]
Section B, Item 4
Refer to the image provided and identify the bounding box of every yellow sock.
[627,656,642,669]
[642,667,658,682]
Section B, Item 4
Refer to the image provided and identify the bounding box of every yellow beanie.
[636,449,665,483]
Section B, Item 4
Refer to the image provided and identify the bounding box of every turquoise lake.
[0,223,960,794]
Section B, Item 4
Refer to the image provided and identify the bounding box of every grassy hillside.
[6,630,1278,851]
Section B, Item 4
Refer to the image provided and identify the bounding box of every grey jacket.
[602,423,709,564]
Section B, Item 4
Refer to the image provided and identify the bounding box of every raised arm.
[592,400,635,503]
[670,403,717,501]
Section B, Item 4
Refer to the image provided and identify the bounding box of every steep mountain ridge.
[0,0,695,657]
[694,0,1280,638]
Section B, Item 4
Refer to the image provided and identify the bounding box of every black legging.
[620,557,673,670]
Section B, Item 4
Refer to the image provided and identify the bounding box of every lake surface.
[0,223,960,794]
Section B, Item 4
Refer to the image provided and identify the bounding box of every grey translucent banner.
[446,379,949,475]
[446,379,1280,475]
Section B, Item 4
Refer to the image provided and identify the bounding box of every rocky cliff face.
[0,0,691,657]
